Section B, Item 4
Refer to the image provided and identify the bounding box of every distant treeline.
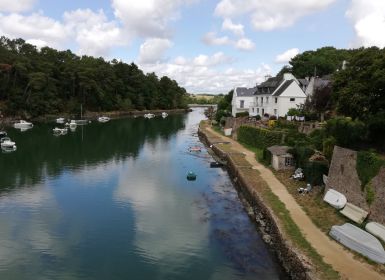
[186,94,224,105]
[0,37,188,118]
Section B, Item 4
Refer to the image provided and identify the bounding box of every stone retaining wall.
[199,127,314,280]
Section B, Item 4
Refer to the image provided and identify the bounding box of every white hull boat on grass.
[323,189,347,209]
[330,223,385,264]
[366,222,385,243]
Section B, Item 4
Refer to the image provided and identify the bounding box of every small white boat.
[366,222,385,243]
[1,137,16,149]
[98,116,110,123]
[162,112,168,118]
[53,127,68,135]
[323,189,347,209]
[65,120,77,129]
[56,117,66,124]
[14,120,33,129]
[144,113,155,119]
[330,223,385,264]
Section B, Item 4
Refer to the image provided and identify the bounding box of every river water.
[0,108,286,279]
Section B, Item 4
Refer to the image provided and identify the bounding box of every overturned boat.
[329,223,385,264]
[323,189,347,209]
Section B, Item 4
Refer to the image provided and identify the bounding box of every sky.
[0,0,384,94]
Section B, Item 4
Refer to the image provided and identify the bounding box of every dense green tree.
[0,36,188,117]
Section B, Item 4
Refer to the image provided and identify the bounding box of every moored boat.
[162,112,168,118]
[56,117,66,124]
[1,137,16,149]
[14,120,33,129]
[53,127,68,135]
[98,116,110,123]
[144,113,155,119]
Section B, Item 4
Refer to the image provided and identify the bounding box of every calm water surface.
[0,109,286,279]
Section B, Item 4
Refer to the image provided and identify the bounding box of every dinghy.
[323,189,347,209]
[366,222,385,243]
[330,223,385,264]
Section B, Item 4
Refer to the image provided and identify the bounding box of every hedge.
[236,111,249,118]
[237,125,284,149]
[304,160,329,186]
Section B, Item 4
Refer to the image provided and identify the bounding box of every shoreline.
[0,108,191,126]
[198,124,313,280]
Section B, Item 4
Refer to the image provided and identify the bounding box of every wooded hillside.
[0,37,188,117]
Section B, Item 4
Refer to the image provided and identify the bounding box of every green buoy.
[186,171,197,181]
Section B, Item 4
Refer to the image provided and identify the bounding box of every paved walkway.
[206,126,384,280]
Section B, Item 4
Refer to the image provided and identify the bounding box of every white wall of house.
[277,82,307,117]
[231,89,255,116]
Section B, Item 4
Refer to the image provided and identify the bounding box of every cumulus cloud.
[138,38,173,64]
[0,12,68,49]
[0,0,36,13]
[235,38,255,51]
[193,52,233,66]
[63,9,125,56]
[202,32,231,46]
[111,0,193,38]
[214,0,336,31]
[275,48,300,63]
[346,0,385,48]
[139,57,271,93]
[222,18,244,36]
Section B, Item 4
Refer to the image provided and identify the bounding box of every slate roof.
[272,80,295,96]
[267,145,292,156]
[255,76,282,95]
[235,87,257,97]
[298,78,309,87]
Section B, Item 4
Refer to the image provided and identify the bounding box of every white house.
[231,73,307,117]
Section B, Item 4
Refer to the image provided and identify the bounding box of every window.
[266,97,269,103]
[285,157,294,166]
[262,108,265,115]
[290,98,295,102]
[257,108,260,114]
[275,97,278,103]
[252,108,254,112]
[274,109,277,116]
[240,100,244,108]
[261,97,263,104]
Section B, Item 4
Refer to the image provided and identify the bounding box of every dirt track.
[206,126,384,280]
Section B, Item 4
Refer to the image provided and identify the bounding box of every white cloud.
[138,38,173,64]
[275,48,300,63]
[222,18,244,36]
[346,0,385,48]
[235,38,255,51]
[202,32,231,46]
[0,12,68,49]
[112,0,194,38]
[0,0,36,13]
[63,9,125,57]
[139,57,271,93]
[193,52,233,66]
[214,0,336,31]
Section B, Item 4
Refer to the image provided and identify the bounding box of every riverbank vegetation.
[0,36,188,118]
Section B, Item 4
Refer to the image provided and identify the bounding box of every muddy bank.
[0,108,191,126]
[198,127,314,280]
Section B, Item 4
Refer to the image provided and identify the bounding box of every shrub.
[365,182,375,205]
[215,109,230,123]
[356,151,385,188]
[322,136,336,161]
[236,111,249,118]
[325,117,366,148]
[290,146,315,168]
[255,114,261,120]
[367,111,385,147]
[237,126,284,149]
[262,148,272,165]
[309,129,326,151]
[269,115,277,120]
[304,160,329,186]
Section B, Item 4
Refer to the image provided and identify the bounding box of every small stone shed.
[267,145,295,171]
